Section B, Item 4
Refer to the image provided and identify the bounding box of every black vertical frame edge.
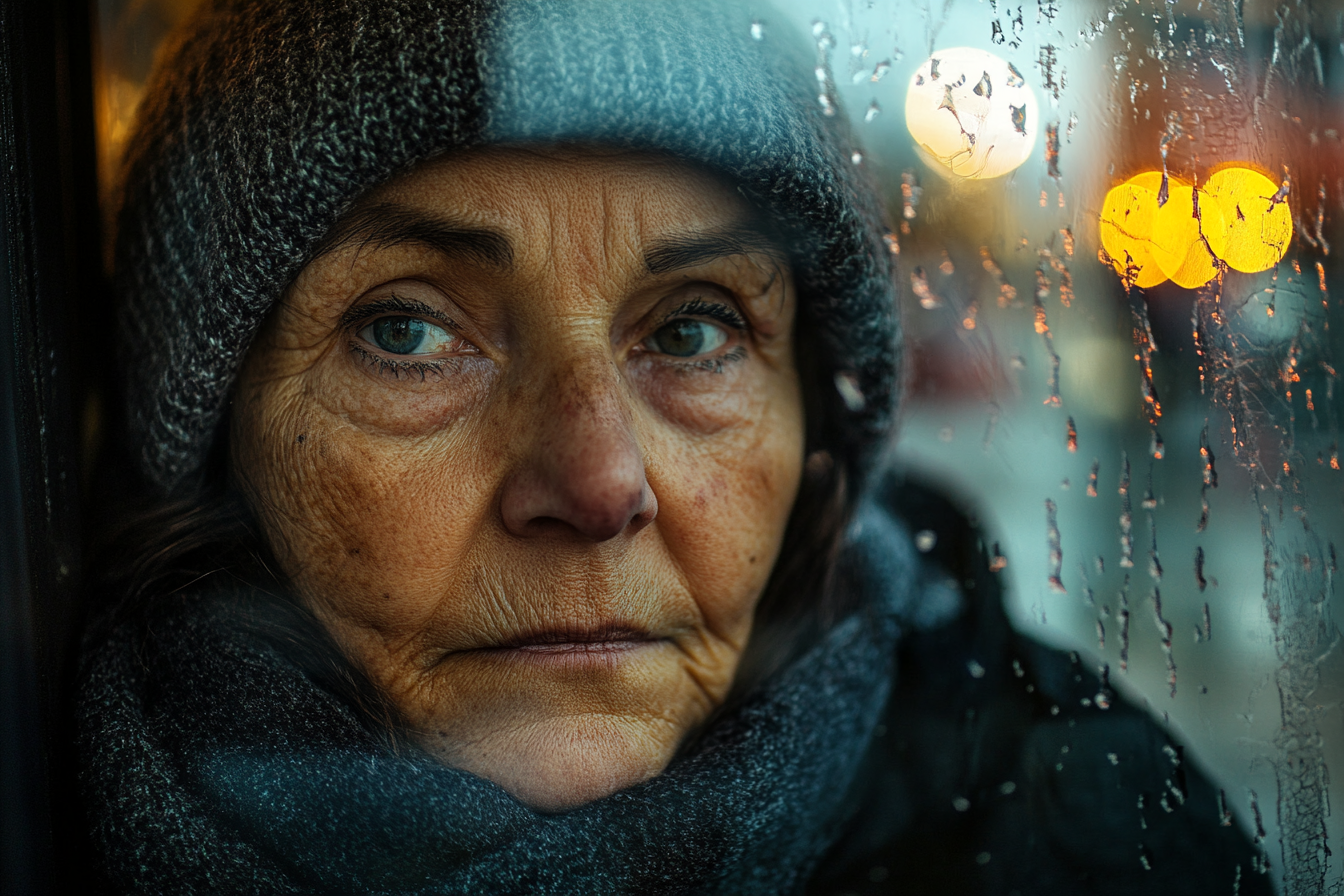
[0,0,103,892]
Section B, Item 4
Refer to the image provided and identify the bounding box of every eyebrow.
[314,202,515,270]
[643,224,786,275]
[315,205,781,276]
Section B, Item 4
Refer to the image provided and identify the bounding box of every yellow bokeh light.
[1204,167,1292,273]
[1149,183,1227,289]
[1099,182,1167,288]
[1096,165,1291,289]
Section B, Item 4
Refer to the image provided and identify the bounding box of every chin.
[397,627,732,811]
[420,711,678,813]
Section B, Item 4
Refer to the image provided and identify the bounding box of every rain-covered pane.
[757,2,1340,892]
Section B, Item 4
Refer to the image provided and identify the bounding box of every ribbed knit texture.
[115,0,898,490]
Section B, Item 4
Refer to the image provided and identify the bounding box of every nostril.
[499,463,657,542]
[629,484,658,533]
[564,481,657,541]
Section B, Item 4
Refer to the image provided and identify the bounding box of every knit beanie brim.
[116,0,898,491]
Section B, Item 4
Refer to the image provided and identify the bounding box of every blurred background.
[89,1,1343,893]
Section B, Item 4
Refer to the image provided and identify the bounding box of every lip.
[471,625,664,668]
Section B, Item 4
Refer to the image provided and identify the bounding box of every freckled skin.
[231,148,804,812]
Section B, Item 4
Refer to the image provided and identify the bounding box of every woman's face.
[231,147,804,812]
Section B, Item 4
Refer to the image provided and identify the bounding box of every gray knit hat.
[116,0,899,491]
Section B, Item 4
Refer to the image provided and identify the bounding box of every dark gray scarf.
[78,504,944,895]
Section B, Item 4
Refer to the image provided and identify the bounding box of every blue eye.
[647,319,729,357]
[360,316,453,355]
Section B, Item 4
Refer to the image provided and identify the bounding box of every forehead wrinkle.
[535,171,629,311]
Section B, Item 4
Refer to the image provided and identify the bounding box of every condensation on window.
[772,1,1339,892]
[94,1,1341,893]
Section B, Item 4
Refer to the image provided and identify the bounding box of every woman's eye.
[646,319,730,358]
[359,316,455,355]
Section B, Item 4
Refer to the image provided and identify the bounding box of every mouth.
[474,625,665,666]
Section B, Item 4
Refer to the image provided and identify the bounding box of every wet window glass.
[87,1,1339,893]
[780,2,1340,892]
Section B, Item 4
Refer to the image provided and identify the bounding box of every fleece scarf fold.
[79,503,951,895]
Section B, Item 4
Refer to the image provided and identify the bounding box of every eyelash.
[348,343,463,380]
[659,297,747,331]
[669,345,748,374]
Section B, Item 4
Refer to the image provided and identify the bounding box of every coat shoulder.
[809,474,1272,896]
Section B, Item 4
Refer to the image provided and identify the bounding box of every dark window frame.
[1,0,103,891]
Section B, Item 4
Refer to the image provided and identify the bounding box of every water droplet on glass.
[1218,790,1234,827]
[915,529,938,552]
[911,267,943,309]
[1152,587,1177,697]
[834,372,866,412]
[864,100,881,122]
[1045,498,1066,592]
[952,796,971,812]
[989,543,1008,572]
[750,19,764,41]
[901,170,922,221]
[967,659,986,678]
[1118,451,1134,568]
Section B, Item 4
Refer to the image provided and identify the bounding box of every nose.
[500,357,657,542]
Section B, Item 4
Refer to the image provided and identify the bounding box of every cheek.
[233,378,500,635]
[643,379,805,635]
[628,358,758,435]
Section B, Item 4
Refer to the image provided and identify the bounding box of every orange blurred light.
[1203,167,1292,274]
[1099,180,1168,288]
[1149,182,1227,289]
[1097,165,1291,289]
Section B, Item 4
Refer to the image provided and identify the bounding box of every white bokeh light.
[904,47,1038,180]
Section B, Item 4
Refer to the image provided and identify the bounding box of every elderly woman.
[79,1,1266,893]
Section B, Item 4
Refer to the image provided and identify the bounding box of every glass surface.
[774,3,1341,892]
[93,1,1342,892]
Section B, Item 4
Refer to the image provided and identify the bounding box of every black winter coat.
[810,475,1271,896]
